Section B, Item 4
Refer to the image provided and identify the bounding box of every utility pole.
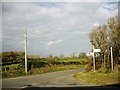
[111,47,113,71]
[24,29,27,73]
[93,46,95,72]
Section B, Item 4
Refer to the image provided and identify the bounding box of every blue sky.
[2,1,118,57]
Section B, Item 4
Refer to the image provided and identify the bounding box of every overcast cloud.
[2,1,118,57]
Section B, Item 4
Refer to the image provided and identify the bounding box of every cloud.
[2,2,118,57]
[2,0,120,2]
[72,31,88,35]
[47,39,62,46]
[93,23,100,27]
[96,2,118,19]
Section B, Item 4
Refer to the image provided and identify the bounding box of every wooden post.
[24,29,27,73]
[111,47,113,71]
[93,46,95,72]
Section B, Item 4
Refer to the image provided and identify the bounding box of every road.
[2,68,95,88]
[2,68,119,90]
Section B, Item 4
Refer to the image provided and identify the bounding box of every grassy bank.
[2,58,89,79]
[2,64,85,79]
[29,64,85,74]
[73,70,119,86]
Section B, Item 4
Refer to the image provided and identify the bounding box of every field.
[58,58,88,62]
[2,58,89,79]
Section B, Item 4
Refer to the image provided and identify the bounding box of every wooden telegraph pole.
[93,46,96,72]
[24,29,27,73]
[111,47,114,71]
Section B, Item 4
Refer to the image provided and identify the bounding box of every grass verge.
[73,70,119,86]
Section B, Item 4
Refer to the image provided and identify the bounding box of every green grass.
[2,64,85,79]
[58,58,89,62]
[58,58,89,65]
[2,63,21,68]
[2,58,89,79]
[73,70,119,85]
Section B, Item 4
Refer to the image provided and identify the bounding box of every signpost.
[93,46,95,72]
[111,47,114,71]
[92,46,101,72]
[92,46,114,71]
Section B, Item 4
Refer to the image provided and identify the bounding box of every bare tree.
[60,54,64,59]
[70,52,77,58]
[89,17,120,70]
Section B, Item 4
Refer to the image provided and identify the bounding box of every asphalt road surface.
[2,68,119,90]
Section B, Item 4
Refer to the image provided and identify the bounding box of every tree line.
[88,17,120,71]
[1,51,88,66]
[2,51,89,74]
[2,51,41,65]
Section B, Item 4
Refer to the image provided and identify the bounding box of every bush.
[85,64,92,72]
[85,59,93,72]
[97,67,110,73]
[2,72,10,78]
[27,60,47,70]
[114,65,119,71]
[79,52,88,58]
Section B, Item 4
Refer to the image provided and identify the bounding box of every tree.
[47,54,53,59]
[28,54,40,60]
[89,17,120,70]
[79,52,87,58]
[60,54,64,59]
[70,52,77,58]
[107,17,120,58]
[2,51,24,64]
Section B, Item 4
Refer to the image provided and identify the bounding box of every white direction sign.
[94,49,101,52]
[90,52,94,56]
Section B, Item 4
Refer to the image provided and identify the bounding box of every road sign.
[90,52,94,56]
[94,49,101,52]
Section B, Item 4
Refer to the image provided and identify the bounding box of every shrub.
[85,64,92,72]
[85,59,93,72]
[2,72,10,78]
[97,67,110,73]
[27,60,47,70]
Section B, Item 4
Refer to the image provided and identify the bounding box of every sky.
[2,0,118,57]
